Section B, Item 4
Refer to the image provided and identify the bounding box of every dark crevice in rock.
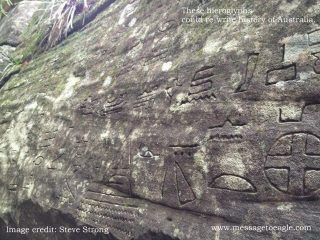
[0,41,19,48]
[0,215,28,240]
[0,200,180,240]
[0,66,20,90]
[69,0,117,36]
[0,200,118,240]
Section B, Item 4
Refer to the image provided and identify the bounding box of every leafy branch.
[0,0,13,17]
[0,48,21,84]
[46,0,90,48]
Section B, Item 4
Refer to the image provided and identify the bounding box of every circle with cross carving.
[265,132,320,196]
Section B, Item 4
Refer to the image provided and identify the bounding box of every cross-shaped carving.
[265,133,320,196]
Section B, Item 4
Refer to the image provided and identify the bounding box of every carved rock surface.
[1,0,320,239]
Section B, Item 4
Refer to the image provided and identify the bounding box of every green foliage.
[46,0,90,48]
[0,0,93,63]
[0,49,21,66]
[0,0,13,17]
[20,0,91,49]
[0,48,21,82]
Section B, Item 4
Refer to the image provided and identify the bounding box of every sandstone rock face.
[0,1,42,46]
[0,0,320,239]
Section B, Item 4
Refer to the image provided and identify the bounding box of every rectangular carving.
[266,63,296,85]
[235,53,259,92]
[308,29,320,46]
